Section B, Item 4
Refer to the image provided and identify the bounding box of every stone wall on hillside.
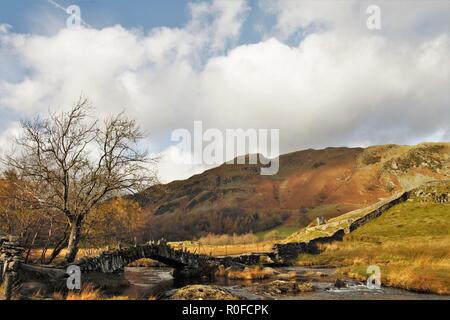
[272,229,345,262]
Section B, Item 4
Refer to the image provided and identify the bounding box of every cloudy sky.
[0,0,449,182]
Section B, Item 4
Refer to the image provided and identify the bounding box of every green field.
[255,225,301,240]
[347,201,450,240]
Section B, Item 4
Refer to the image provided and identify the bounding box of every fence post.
[0,236,24,300]
[3,269,16,300]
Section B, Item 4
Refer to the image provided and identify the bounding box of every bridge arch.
[75,241,218,276]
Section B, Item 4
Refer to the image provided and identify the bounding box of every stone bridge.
[74,239,266,278]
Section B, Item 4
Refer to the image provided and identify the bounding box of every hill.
[296,181,450,294]
[136,142,450,240]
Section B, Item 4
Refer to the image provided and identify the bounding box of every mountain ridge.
[135,142,450,240]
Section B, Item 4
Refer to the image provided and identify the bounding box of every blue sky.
[1,1,188,32]
[0,0,276,43]
[0,0,449,182]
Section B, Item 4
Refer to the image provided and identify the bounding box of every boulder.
[334,279,347,289]
[250,280,314,296]
[171,285,241,300]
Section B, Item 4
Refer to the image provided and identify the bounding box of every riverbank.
[297,238,450,295]
[119,266,450,300]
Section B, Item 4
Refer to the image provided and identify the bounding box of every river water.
[120,266,449,300]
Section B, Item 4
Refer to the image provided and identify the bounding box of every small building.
[316,216,327,226]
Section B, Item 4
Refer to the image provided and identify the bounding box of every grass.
[28,247,107,264]
[297,201,450,294]
[256,226,301,240]
[305,204,340,221]
[348,201,450,240]
[127,258,163,267]
[215,266,283,280]
[197,233,258,245]
[52,283,130,300]
[170,241,274,256]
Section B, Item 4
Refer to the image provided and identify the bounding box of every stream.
[120,266,449,300]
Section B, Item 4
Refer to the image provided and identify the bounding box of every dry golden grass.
[107,296,130,300]
[55,284,103,300]
[215,266,278,280]
[28,247,111,264]
[52,283,131,300]
[296,282,314,292]
[298,237,450,294]
[170,241,274,256]
[296,200,450,295]
[127,258,161,267]
[197,233,259,245]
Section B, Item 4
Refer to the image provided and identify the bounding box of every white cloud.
[188,0,249,53]
[156,145,212,183]
[0,24,11,34]
[261,0,450,40]
[0,0,449,182]
[0,122,21,158]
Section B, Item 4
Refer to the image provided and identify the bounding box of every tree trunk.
[64,216,83,263]
[24,231,39,263]
[47,224,69,264]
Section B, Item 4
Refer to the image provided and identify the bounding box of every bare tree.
[2,97,157,263]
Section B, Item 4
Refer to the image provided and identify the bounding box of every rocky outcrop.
[334,279,347,289]
[249,280,314,297]
[171,285,241,300]
[215,265,296,280]
[410,181,450,203]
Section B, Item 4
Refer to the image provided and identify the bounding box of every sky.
[0,0,449,182]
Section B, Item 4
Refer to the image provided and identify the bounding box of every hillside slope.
[296,181,450,294]
[136,142,450,240]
